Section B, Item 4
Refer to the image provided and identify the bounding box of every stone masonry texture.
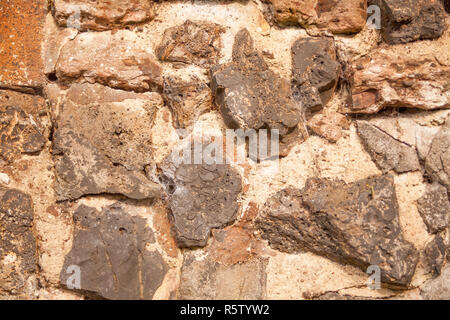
[0,0,449,301]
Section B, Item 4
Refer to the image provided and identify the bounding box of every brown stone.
[157,20,225,68]
[56,31,163,92]
[417,183,449,234]
[307,110,349,143]
[51,0,155,31]
[422,235,446,276]
[0,0,47,89]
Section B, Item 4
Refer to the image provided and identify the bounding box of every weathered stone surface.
[178,250,267,299]
[291,37,341,112]
[60,203,168,299]
[422,235,446,276]
[53,83,162,201]
[417,183,449,234]
[442,0,450,12]
[370,0,446,44]
[156,20,225,68]
[425,116,450,191]
[56,31,163,92]
[211,29,302,136]
[356,121,421,173]
[345,43,450,114]
[0,0,47,89]
[307,110,349,143]
[420,264,450,299]
[267,0,367,34]
[0,188,37,296]
[162,75,213,128]
[160,138,242,248]
[256,175,419,287]
[51,0,155,31]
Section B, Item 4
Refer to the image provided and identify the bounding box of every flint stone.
[422,235,446,276]
[356,121,421,173]
[53,83,162,201]
[256,174,419,287]
[369,0,446,44]
[56,31,162,92]
[291,37,341,112]
[425,116,450,192]
[0,188,37,295]
[157,20,225,68]
[51,0,155,31]
[60,203,168,299]
[417,183,449,234]
[211,29,302,136]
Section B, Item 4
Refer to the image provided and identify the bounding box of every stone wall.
[0,0,449,300]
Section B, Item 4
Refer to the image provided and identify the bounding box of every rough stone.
[369,0,446,44]
[56,31,163,92]
[162,75,213,128]
[442,0,450,11]
[420,264,450,299]
[178,251,267,299]
[256,175,419,287]
[60,203,168,299]
[267,0,367,34]
[417,183,449,234]
[156,20,225,68]
[51,0,155,31]
[425,116,450,191]
[53,83,162,201]
[160,138,242,248]
[0,0,47,89]
[422,235,446,276]
[291,37,341,112]
[356,121,421,173]
[211,29,302,136]
[307,110,349,143]
[0,188,38,296]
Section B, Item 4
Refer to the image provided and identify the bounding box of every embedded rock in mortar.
[211,29,302,137]
[51,0,155,31]
[0,188,38,296]
[60,203,168,300]
[345,43,450,114]
[422,235,446,276]
[53,83,162,201]
[420,264,450,299]
[425,116,450,191]
[256,174,419,287]
[267,0,367,34]
[417,183,449,234]
[291,37,341,113]
[56,31,162,92]
[156,20,225,68]
[369,0,446,44]
[307,110,349,143]
[163,75,213,128]
[0,0,47,89]
[356,121,421,173]
[160,138,242,248]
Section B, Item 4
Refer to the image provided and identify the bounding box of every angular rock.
[160,138,242,248]
[422,235,446,276]
[291,37,341,112]
[162,75,213,128]
[51,0,155,31]
[178,250,267,299]
[211,29,302,136]
[357,121,421,173]
[0,188,38,295]
[417,183,449,234]
[421,264,450,299]
[307,110,349,143]
[425,116,450,191]
[369,0,446,44]
[256,175,419,287]
[56,31,163,92]
[0,0,47,89]
[267,0,367,34]
[60,203,168,299]
[53,83,162,201]
[156,20,225,68]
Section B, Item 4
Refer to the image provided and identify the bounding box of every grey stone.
[60,203,168,300]
[256,174,419,287]
[417,183,449,234]
[357,120,421,173]
[421,264,450,299]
